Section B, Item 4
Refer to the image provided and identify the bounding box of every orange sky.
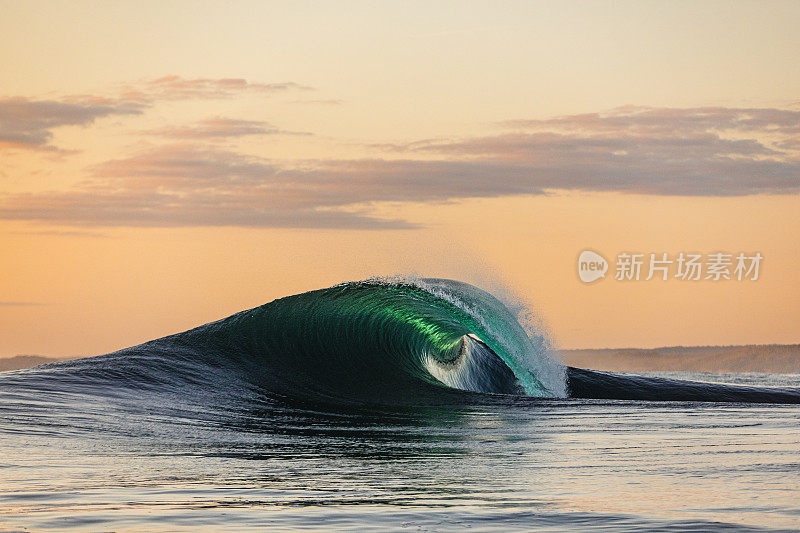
[1,1,799,356]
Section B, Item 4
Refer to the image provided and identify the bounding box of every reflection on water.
[2,374,800,531]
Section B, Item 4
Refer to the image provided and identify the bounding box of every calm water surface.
[1,372,798,532]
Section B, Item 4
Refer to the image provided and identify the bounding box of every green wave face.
[194,277,568,400]
[13,278,567,404]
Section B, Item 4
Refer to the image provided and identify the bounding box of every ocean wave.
[4,278,798,405]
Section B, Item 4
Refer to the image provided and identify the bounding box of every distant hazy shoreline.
[0,355,72,372]
[560,344,800,373]
[3,345,800,374]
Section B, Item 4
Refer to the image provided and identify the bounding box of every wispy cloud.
[9,229,110,238]
[0,145,415,229]
[0,76,313,151]
[289,99,344,106]
[0,188,415,229]
[376,106,800,196]
[144,117,310,140]
[0,105,798,229]
[0,96,143,151]
[0,301,46,306]
[121,76,312,103]
[94,145,280,183]
[498,106,800,135]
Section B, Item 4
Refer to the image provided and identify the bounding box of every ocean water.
[1,279,798,531]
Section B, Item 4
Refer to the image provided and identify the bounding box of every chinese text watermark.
[578,251,762,283]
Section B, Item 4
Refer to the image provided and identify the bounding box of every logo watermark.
[577,250,608,283]
[578,251,762,283]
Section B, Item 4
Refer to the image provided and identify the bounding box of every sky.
[1,0,799,356]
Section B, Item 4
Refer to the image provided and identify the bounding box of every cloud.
[0,145,416,229]
[0,96,143,151]
[0,76,313,151]
[388,131,778,159]
[777,137,800,150]
[90,146,548,204]
[0,301,45,306]
[9,229,110,238]
[121,76,313,102]
[144,117,310,139]
[376,106,800,196]
[289,99,344,105]
[0,106,798,229]
[498,106,800,136]
[94,145,280,183]
[0,188,415,229]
